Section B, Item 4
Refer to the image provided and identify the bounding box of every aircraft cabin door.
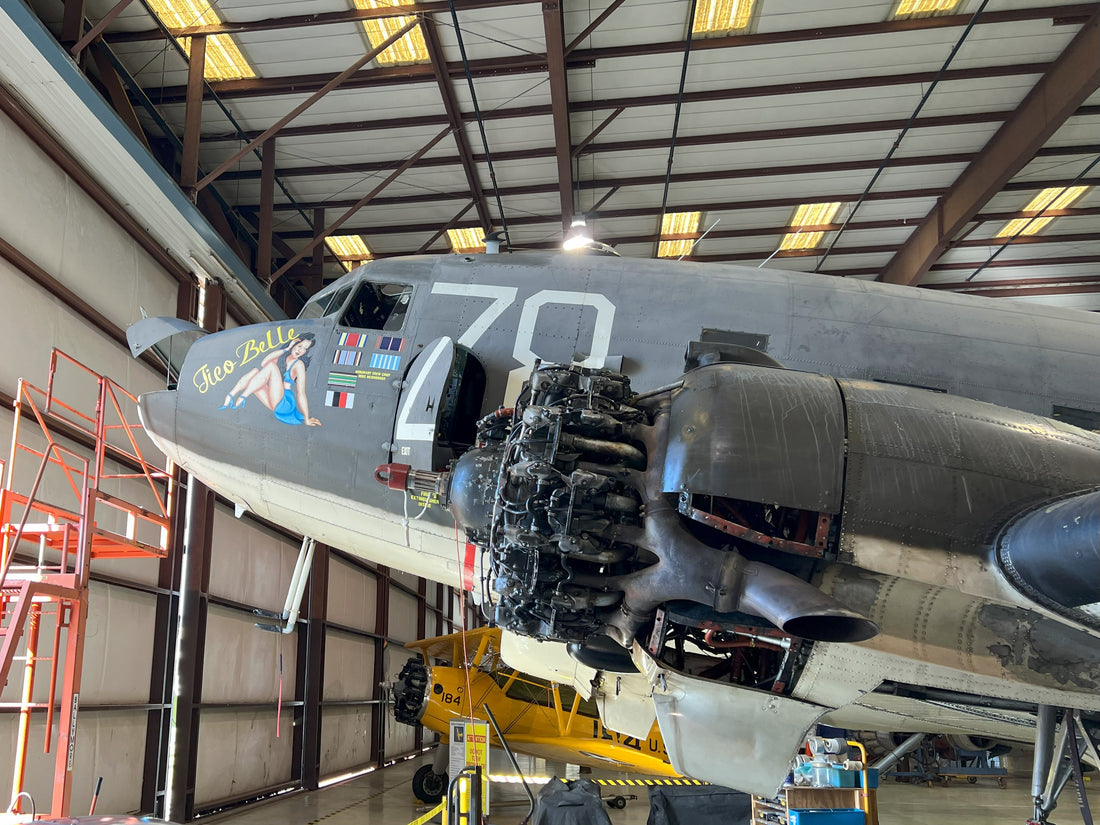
[391,337,455,472]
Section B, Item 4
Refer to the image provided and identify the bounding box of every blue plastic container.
[788,809,865,824]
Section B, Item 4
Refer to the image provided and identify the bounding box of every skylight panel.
[779,202,843,251]
[692,0,756,36]
[353,0,429,65]
[995,186,1090,238]
[657,211,702,258]
[325,236,373,271]
[145,0,257,81]
[892,0,964,19]
[447,228,486,253]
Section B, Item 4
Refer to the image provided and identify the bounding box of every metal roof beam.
[203,67,1084,143]
[832,255,1100,278]
[543,0,573,231]
[193,17,418,192]
[564,0,626,56]
[138,21,1063,104]
[267,127,451,285]
[257,139,276,281]
[681,231,1100,264]
[511,218,1100,250]
[107,0,540,41]
[573,107,625,157]
[226,147,976,181]
[421,15,494,232]
[134,54,576,105]
[270,175,1100,238]
[272,205,1100,258]
[877,10,1100,286]
[416,202,478,253]
[578,4,1097,62]
[179,34,205,190]
[88,42,149,149]
[69,0,135,59]
[223,144,1099,198]
[926,273,1100,298]
[109,2,1083,46]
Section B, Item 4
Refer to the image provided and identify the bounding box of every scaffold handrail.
[5,350,173,552]
[0,442,90,590]
[1,348,175,819]
[9,381,90,508]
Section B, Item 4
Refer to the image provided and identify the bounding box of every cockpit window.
[298,284,353,320]
[341,282,412,331]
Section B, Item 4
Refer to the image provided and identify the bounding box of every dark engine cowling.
[380,359,1100,691]
[446,364,878,672]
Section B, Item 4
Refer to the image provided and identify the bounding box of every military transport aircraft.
[390,626,676,803]
[127,250,1100,823]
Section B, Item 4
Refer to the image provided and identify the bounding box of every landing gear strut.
[1029,705,1099,824]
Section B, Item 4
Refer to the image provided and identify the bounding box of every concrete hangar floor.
[198,751,1082,825]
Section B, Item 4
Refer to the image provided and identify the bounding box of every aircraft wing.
[404,626,500,666]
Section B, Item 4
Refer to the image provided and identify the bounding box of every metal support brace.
[871,732,925,775]
[1033,704,1057,819]
[254,536,316,633]
[1031,707,1099,824]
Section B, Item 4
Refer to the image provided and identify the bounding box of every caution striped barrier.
[406,801,445,825]
[594,778,709,787]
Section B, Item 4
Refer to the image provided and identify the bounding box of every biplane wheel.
[413,764,448,804]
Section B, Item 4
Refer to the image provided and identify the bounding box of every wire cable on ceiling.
[656,0,699,252]
[130,0,339,299]
[446,1,512,250]
[966,153,1100,282]
[133,6,299,217]
[814,0,990,271]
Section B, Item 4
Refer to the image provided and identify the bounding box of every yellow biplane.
[391,626,677,802]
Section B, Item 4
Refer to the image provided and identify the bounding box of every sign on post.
[449,718,490,814]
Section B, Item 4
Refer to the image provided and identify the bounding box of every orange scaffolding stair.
[0,349,174,819]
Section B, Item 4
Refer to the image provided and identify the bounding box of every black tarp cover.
[646,784,752,825]
[532,778,612,825]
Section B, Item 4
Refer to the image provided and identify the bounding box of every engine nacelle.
[447,363,878,667]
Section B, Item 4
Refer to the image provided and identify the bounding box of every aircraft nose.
[137,389,181,465]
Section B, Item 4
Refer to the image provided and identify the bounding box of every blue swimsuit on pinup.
[272,354,305,425]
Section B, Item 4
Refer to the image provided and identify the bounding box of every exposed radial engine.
[379,362,877,687]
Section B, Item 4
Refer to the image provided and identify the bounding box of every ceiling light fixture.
[353,0,429,65]
[563,218,594,251]
[325,235,373,271]
[892,0,964,19]
[446,228,486,253]
[995,186,1090,238]
[692,0,756,37]
[658,211,703,258]
[145,0,257,81]
[779,202,843,251]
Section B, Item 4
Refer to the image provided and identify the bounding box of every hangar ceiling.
[11,0,1100,313]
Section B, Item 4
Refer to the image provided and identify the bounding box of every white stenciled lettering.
[431,283,517,348]
[432,283,617,404]
[506,290,616,402]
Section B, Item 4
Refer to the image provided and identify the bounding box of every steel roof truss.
[543,0,574,231]
[878,10,1100,285]
[193,16,419,193]
[267,127,452,286]
[422,14,493,233]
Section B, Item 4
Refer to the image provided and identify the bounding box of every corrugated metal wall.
[0,97,468,820]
